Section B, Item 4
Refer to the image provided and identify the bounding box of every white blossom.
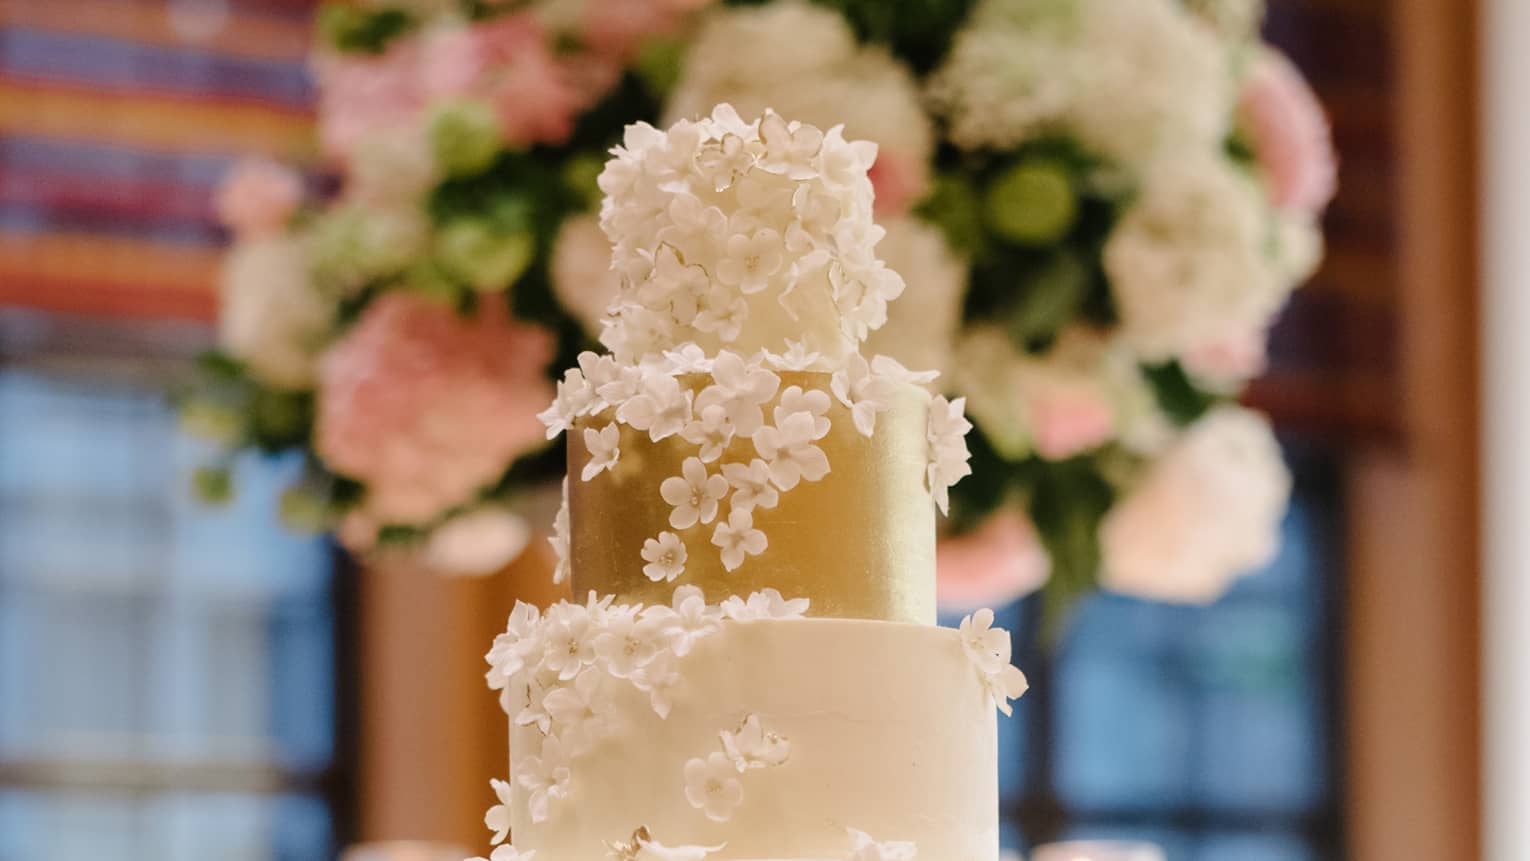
[660,457,729,529]
[485,601,542,691]
[720,713,791,771]
[695,352,780,436]
[608,827,724,861]
[540,601,601,681]
[680,404,736,463]
[469,845,535,861]
[218,236,331,390]
[653,585,724,657]
[721,588,810,621]
[710,509,768,572]
[958,609,1030,716]
[721,458,780,512]
[550,479,571,585]
[641,531,688,583]
[766,340,824,371]
[421,507,530,577]
[484,778,513,845]
[844,828,918,861]
[618,372,694,442]
[831,353,899,437]
[926,396,974,515]
[542,667,618,755]
[515,735,571,825]
[582,424,622,481]
[684,751,745,822]
[774,385,832,439]
[753,412,831,490]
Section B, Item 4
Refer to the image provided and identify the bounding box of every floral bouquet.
[180,0,713,575]
[923,0,1334,609]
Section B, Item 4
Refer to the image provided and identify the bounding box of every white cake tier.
[508,617,999,861]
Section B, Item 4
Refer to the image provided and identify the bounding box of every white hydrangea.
[954,326,1156,461]
[862,218,967,376]
[219,236,332,390]
[929,0,1233,166]
[419,506,531,576]
[668,2,934,214]
[1105,154,1286,362]
[1100,406,1291,603]
[596,105,900,366]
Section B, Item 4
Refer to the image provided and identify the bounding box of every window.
[0,357,351,860]
[958,446,1342,860]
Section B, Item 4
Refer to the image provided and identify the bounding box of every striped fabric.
[0,0,316,321]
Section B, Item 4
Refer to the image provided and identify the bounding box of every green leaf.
[192,465,235,506]
[1005,250,1089,344]
[251,389,313,450]
[916,173,986,257]
[1142,361,1224,426]
[317,4,414,54]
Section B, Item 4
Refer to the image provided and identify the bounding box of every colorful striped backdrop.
[0,0,316,322]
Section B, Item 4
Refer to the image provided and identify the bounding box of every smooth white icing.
[509,617,999,861]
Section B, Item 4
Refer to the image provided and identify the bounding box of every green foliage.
[435,219,536,293]
[250,389,314,452]
[917,172,986,257]
[430,101,504,178]
[1142,360,1223,427]
[635,36,688,99]
[317,4,414,54]
[192,465,234,506]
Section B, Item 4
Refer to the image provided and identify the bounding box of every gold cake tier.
[568,371,936,624]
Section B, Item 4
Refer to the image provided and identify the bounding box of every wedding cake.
[478,106,1028,861]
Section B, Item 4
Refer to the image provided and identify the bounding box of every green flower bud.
[562,154,606,210]
[985,159,1078,246]
[430,100,502,178]
[192,465,234,506]
[279,485,334,533]
[436,219,535,293]
[179,400,246,446]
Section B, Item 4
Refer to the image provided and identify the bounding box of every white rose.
[551,214,621,335]
[1099,406,1291,603]
[219,236,331,390]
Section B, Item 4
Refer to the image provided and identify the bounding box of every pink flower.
[1025,383,1115,461]
[420,25,493,100]
[315,293,555,528]
[1181,327,1268,388]
[579,0,678,62]
[867,150,924,217]
[937,509,1051,609]
[215,158,303,237]
[471,14,580,147]
[313,39,427,160]
[1238,48,1337,216]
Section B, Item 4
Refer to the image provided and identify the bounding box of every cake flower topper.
[537,106,973,584]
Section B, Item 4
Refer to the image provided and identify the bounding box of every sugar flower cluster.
[595,105,907,367]
[482,587,809,830]
[538,346,970,581]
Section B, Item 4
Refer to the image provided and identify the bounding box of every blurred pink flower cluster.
[316,293,555,538]
[314,13,579,160]
[215,158,304,238]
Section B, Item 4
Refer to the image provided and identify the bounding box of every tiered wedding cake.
[479,106,1028,861]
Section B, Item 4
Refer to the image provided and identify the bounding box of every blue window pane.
[1194,831,1316,861]
[1056,825,1196,859]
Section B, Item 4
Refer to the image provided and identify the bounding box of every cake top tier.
[594,104,905,368]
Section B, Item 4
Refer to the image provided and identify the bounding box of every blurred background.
[0,0,1510,860]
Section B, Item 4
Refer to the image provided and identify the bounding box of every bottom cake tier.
[507,616,999,861]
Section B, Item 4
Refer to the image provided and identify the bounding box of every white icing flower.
[513,675,553,734]
[516,736,571,825]
[541,601,601,681]
[844,828,917,861]
[774,385,833,439]
[680,404,736,463]
[550,479,571,585]
[721,459,780,512]
[618,372,695,442]
[593,608,675,681]
[926,396,974,515]
[766,340,824,371]
[655,584,725,657]
[684,751,745,822]
[695,352,781,437]
[831,354,899,437]
[641,531,688,583]
[717,228,785,294]
[631,645,682,719]
[721,588,810,621]
[582,424,622,481]
[959,609,1030,716]
[660,457,729,529]
[609,827,724,861]
[486,601,542,691]
[720,713,791,771]
[753,412,831,491]
[484,777,513,844]
[663,344,714,374]
[543,667,617,755]
[538,369,596,439]
[710,508,769,572]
